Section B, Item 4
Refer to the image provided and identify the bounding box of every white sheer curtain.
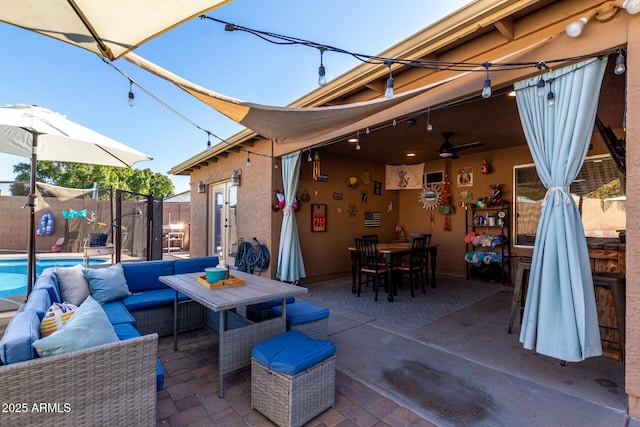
[276,151,306,282]
[514,57,607,362]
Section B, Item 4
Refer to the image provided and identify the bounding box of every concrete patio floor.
[158,273,638,427]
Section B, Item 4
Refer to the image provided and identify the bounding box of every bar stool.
[507,256,531,334]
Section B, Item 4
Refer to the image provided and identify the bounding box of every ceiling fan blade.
[451,141,484,152]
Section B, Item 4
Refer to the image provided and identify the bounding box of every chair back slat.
[409,236,428,268]
[354,238,381,270]
[410,233,432,244]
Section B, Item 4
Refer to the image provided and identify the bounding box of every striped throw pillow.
[39,302,78,337]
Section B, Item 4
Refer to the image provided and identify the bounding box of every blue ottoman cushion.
[252,330,336,376]
[271,301,329,325]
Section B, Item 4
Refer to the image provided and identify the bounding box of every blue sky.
[0,0,472,195]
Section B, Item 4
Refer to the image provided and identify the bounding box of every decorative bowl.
[205,267,227,283]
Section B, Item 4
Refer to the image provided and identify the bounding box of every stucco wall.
[625,14,640,417]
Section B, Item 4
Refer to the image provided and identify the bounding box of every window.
[513,155,625,247]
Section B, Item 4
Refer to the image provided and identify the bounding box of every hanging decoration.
[418,184,442,210]
[438,160,456,230]
[312,152,321,180]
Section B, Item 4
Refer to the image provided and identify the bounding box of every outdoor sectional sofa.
[0,256,218,427]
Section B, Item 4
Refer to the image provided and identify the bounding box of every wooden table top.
[159,269,307,312]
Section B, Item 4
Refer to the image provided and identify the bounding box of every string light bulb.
[206,132,212,150]
[355,130,361,150]
[481,63,492,99]
[426,108,433,132]
[623,0,640,14]
[384,59,394,99]
[128,80,135,107]
[318,48,327,86]
[536,77,546,98]
[308,150,312,162]
[246,153,251,166]
[614,49,626,75]
[547,78,555,106]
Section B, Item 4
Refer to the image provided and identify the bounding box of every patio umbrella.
[0,104,152,295]
[0,0,232,60]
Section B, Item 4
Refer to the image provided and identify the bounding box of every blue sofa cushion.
[0,310,41,365]
[249,296,295,311]
[121,260,175,293]
[173,256,219,274]
[252,330,336,376]
[102,301,136,325]
[271,301,329,325]
[112,322,141,340]
[34,269,62,304]
[23,288,52,321]
[109,323,165,391]
[84,264,132,304]
[122,289,190,312]
[32,296,119,357]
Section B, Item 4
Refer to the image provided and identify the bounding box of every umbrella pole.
[26,133,38,296]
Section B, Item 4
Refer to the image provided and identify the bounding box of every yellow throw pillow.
[39,302,78,337]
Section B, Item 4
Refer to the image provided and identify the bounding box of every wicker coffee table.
[159,270,307,397]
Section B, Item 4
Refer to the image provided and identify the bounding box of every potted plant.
[87,212,108,246]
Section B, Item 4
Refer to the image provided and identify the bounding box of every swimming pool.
[0,258,107,297]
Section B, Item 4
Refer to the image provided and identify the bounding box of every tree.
[9,161,175,199]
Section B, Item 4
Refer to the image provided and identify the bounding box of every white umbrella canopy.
[0,0,232,60]
[0,104,152,167]
[0,104,152,295]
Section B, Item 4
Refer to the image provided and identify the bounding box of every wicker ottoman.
[251,330,336,427]
[271,301,329,340]
[246,296,296,322]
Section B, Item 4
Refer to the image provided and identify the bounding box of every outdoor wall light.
[230,169,242,187]
[197,180,206,193]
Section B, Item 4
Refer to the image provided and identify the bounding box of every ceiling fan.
[438,132,484,159]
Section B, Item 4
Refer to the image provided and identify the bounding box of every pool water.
[0,258,107,297]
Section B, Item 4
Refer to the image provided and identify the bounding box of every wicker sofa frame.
[0,334,158,427]
[133,300,205,336]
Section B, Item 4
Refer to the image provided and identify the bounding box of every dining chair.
[409,233,431,284]
[361,234,379,243]
[410,233,431,244]
[394,236,428,296]
[354,237,387,301]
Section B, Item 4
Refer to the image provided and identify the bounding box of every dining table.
[159,269,307,397]
[347,241,438,302]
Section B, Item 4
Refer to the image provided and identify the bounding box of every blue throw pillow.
[84,264,131,304]
[32,296,119,357]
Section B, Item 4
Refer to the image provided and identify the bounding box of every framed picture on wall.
[311,204,327,232]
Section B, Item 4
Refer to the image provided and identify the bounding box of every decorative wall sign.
[419,184,442,210]
[364,211,381,227]
[373,181,382,195]
[311,204,327,232]
[456,167,473,187]
[348,204,357,218]
[332,192,343,200]
[361,191,368,204]
[385,163,424,190]
[346,176,359,189]
[361,170,371,185]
